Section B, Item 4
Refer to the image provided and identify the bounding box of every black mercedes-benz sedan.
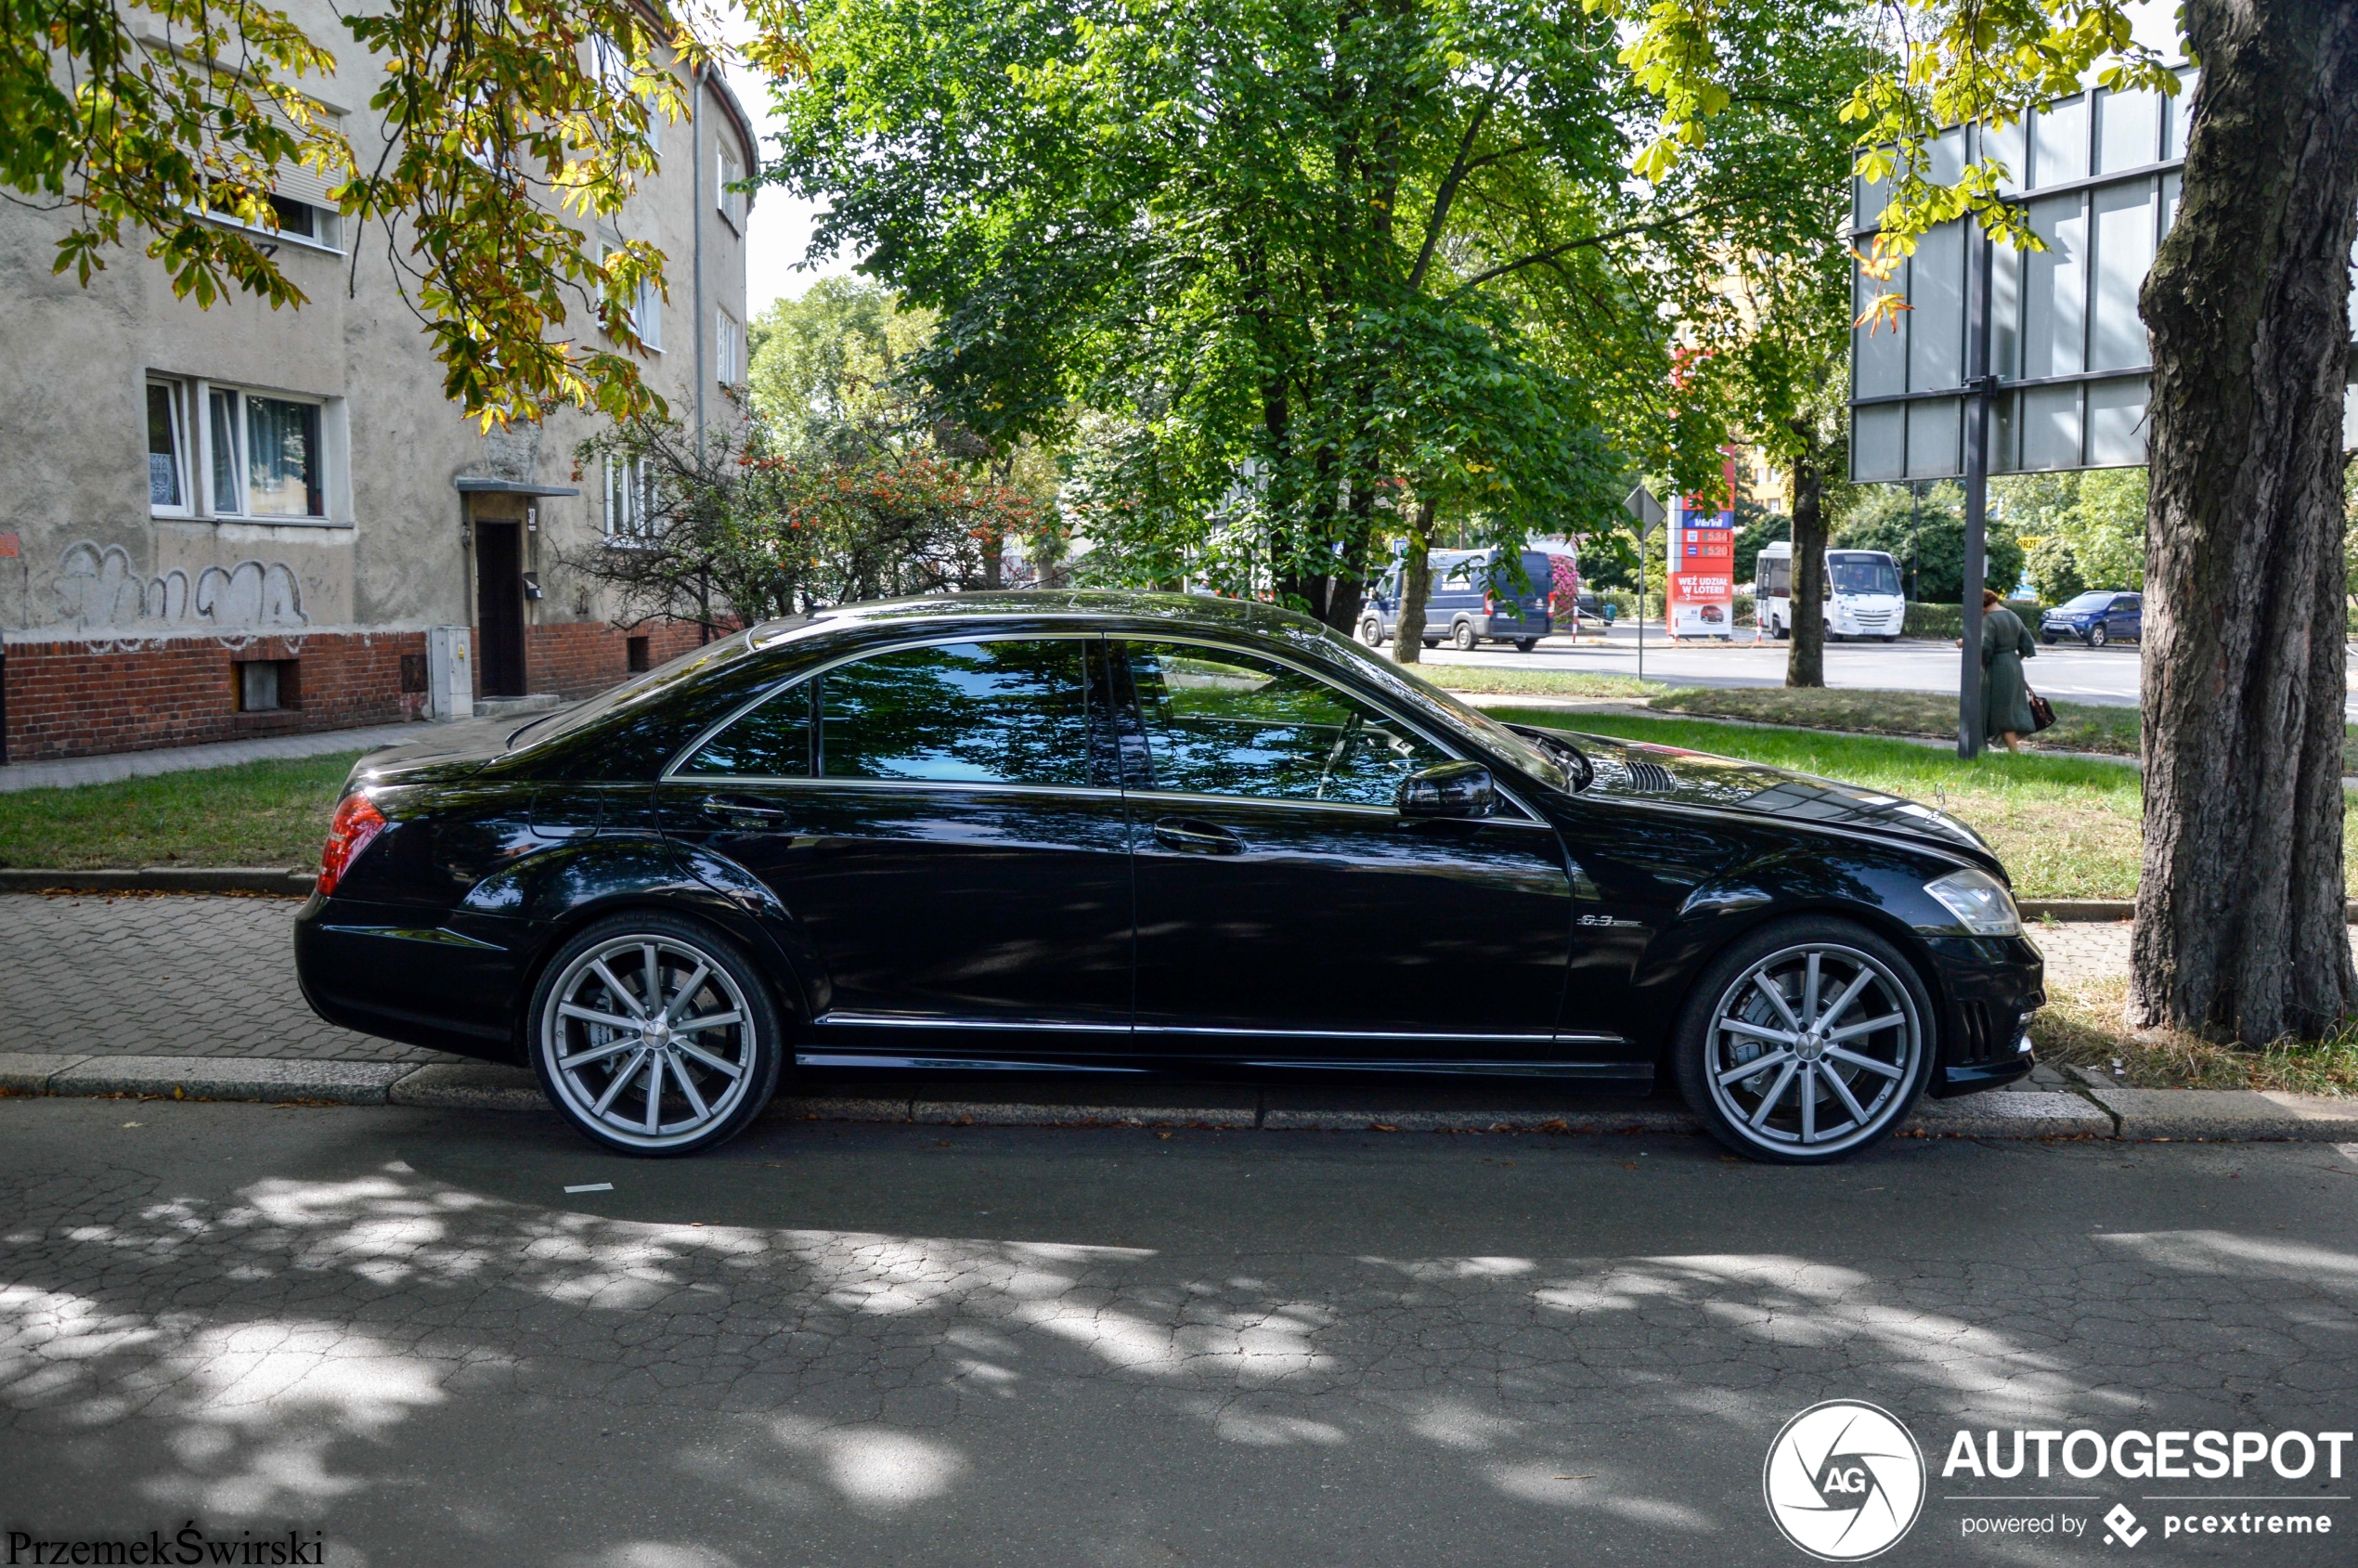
[294,591,2043,1163]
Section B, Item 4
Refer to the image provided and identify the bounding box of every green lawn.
[1415,665,1661,700]
[0,751,364,870]
[1492,706,2179,901]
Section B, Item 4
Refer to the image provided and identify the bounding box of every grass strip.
[2032,973,2358,1095]
[1414,665,1663,700]
[0,751,365,870]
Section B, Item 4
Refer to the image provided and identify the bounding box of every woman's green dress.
[1980,604,2038,738]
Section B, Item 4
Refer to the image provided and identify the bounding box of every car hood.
[1562,732,1995,861]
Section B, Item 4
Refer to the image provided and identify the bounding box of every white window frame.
[716,143,745,232]
[147,376,193,517]
[716,305,741,384]
[202,382,330,522]
[604,455,656,543]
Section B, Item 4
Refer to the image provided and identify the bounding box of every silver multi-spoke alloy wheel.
[538,930,764,1153]
[1701,940,1922,1159]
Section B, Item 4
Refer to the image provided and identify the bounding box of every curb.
[6,1053,2355,1142]
[0,867,316,896]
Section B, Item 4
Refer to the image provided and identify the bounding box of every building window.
[147,379,189,512]
[601,243,662,350]
[717,306,741,384]
[591,35,659,155]
[235,659,299,712]
[207,387,324,517]
[717,144,745,230]
[605,456,654,539]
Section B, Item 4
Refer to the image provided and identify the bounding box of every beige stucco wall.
[0,19,751,666]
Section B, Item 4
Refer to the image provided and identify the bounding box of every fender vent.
[1626,760,1677,793]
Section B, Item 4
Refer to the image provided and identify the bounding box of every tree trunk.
[2131,0,2358,1043]
[1786,437,1828,688]
[1393,498,1437,663]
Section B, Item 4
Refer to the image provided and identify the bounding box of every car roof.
[742,590,1330,654]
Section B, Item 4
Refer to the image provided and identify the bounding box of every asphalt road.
[1420,627,2358,719]
[4,1097,2354,1566]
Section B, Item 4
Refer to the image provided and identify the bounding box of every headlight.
[1924,869,2021,936]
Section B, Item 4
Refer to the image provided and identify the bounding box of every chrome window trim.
[662,629,1108,782]
[1115,633,1547,823]
[681,775,1127,803]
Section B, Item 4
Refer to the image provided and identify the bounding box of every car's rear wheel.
[1672,918,1934,1164]
[1453,621,1478,651]
[531,913,784,1156]
[1358,616,1384,647]
[1514,637,1537,653]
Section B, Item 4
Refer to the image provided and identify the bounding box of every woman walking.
[1978,587,2038,751]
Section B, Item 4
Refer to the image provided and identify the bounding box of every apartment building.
[0,9,757,762]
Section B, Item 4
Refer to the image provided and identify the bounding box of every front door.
[474,521,526,697]
[658,636,1134,1062]
[1113,640,1579,1066]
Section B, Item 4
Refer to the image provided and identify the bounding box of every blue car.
[2041,590,2142,647]
[1359,549,1556,652]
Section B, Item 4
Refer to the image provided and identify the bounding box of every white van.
[1756,543,1907,642]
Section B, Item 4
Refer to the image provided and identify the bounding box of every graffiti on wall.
[54,543,308,634]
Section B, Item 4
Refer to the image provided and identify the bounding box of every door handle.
[1152,818,1245,855]
[702,793,787,824]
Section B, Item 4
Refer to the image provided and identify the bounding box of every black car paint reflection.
[293,591,2042,1098]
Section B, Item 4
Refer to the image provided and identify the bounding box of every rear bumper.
[1477,615,1551,638]
[293,894,530,1065]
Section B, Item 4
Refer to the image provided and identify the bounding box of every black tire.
[1422,639,1440,650]
[1453,620,1478,651]
[529,911,786,1156]
[1671,916,1936,1164]
[1514,638,1537,653]
[2041,633,2055,644]
[1357,616,1385,648]
[1774,620,1790,641]
[1881,634,1901,643]
[2088,624,2107,648]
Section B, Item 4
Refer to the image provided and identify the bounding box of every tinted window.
[1121,641,1450,808]
[682,681,812,776]
[821,640,1095,786]
[2061,590,2114,611]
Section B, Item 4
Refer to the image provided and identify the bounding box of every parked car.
[2041,590,2142,646]
[1360,548,1554,652]
[295,591,2043,1164]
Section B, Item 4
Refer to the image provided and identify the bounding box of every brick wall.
[2,632,428,763]
[520,619,709,700]
[3,618,720,764]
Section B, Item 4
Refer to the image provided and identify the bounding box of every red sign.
[0,533,18,560]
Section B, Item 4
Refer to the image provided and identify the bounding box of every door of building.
[474,521,526,697]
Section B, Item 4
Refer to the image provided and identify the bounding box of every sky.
[716,11,860,321]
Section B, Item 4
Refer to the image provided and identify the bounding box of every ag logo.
[1763,1400,1926,1561]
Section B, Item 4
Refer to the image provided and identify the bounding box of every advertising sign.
[1667,463,1736,639]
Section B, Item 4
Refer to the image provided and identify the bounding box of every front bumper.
[1924,933,2046,1097]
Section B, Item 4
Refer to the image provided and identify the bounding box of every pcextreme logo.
[1763,1401,1928,1562]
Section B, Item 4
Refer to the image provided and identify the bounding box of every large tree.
[6,0,721,423]
[763,0,1768,632]
[1597,0,2357,1043]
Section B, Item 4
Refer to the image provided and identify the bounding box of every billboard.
[1668,464,1736,639]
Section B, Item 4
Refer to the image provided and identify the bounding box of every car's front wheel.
[1672,918,1934,1163]
[2088,624,2108,648]
[530,913,784,1156]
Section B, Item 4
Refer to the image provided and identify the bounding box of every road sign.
[1623,486,1665,537]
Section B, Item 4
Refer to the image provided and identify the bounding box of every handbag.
[2027,689,2057,732]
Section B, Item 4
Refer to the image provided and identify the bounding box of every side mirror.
[1397,761,1496,819]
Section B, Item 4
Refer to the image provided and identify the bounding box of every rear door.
[659,636,1134,1057]
[2118,594,2143,640]
[1112,639,1588,1068]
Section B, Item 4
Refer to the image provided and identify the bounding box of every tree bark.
[1393,498,1437,663]
[2131,0,2358,1043]
[1785,435,1828,688]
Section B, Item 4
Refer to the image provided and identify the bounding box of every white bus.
[1756,543,1907,642]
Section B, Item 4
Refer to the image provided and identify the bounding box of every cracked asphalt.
[2,1097,2353,1567]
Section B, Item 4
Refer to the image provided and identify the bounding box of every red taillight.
[318,794,388,896]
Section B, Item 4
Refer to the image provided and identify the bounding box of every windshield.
[1312,628,1570,793]
[1827,554,1901,597]
[503,625,772,751]
[2061,590,2115,611]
